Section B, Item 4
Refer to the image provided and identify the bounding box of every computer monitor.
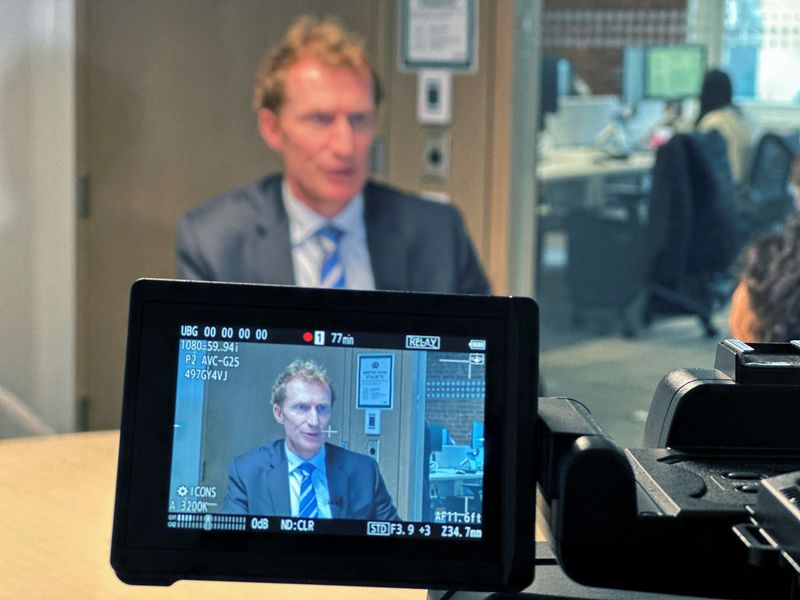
[644,45,706,100]
[471,421,484,450]
[540,55,572,130]
[546,95,622,148]
[622,46,646,106]
[428,423,450,453]
[624,45,707,105]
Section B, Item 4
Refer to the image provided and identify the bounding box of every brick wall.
[425,396,484,446]
[543,0,689,95]
[425,353,485,446]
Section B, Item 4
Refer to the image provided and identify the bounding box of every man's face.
[273,377,333,460]
[258,56,375,218]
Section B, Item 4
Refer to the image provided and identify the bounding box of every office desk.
[0,431,425,599]
[534,146,655,305]
[537,147,655,184]
[537,147,654,213]
[429,469,483,515]
[429,469,483,484]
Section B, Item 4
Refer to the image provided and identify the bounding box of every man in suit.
[223,359,400,521]
[176,16,489,294]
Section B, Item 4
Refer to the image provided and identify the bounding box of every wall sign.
[356,354,395,409]
[399,0,477,72]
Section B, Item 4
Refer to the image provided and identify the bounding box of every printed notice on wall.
[357,354,395,409]
[399,0,477,71]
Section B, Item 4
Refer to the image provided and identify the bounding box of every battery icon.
[314,330,325,345]
[469,339,486,351]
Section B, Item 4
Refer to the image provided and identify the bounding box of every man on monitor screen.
[222,359,400,521]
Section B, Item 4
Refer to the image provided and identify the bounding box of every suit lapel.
[264,442,291,516]
[325,444,347,519]
[249,176,295,285]
[364,184,408,291]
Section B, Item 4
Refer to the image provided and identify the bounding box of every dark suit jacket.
[177,175,490,294]
[222,440,400,521]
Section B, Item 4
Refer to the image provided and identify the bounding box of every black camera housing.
[111,279,538,592]
[537,340,800,599]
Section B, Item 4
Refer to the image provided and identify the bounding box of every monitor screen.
[168,325,487,535]
[540,55,572,130]
[644,45,706,100]
[111,280,538,591]
[622,46,646,106]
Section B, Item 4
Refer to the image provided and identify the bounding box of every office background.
[2,0,799,447]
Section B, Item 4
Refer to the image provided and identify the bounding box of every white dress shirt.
[285,443,333,519]
[281,179,376,290]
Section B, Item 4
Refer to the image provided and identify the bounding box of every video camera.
[111,281,800,598]
[536,339,800,599]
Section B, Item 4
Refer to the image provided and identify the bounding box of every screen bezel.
[111,279,538,591]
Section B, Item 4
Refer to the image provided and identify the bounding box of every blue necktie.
[317,225,346,289]
[296,463,319,518]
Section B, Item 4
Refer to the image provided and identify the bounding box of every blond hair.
[253,15,382,112]
[272,359,336,406]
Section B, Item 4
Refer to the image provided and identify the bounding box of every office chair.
[739,131,799,243]
[635,130,740,337]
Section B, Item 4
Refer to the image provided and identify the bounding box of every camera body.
[645,339,800,450]
[538,340,800,599]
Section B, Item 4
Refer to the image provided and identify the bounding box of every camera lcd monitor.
[644,45,706,100]
[111,280,538,592]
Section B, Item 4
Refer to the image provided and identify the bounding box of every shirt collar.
[284,441,328,475]
[281,178,366,246]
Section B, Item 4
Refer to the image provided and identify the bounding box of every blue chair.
[739,131,799,243]
[638,130,740,337]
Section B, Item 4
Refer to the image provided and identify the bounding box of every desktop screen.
[644,45,706,100]
[540,55,572,130]
[167,323,487,540]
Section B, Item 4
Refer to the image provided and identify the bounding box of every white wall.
[0,0,76,432]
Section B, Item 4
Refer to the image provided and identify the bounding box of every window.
[723,0,800,103]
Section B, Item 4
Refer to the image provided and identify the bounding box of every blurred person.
[177,16,489,294]
[695,69,756,184]
[729,217,800,341]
